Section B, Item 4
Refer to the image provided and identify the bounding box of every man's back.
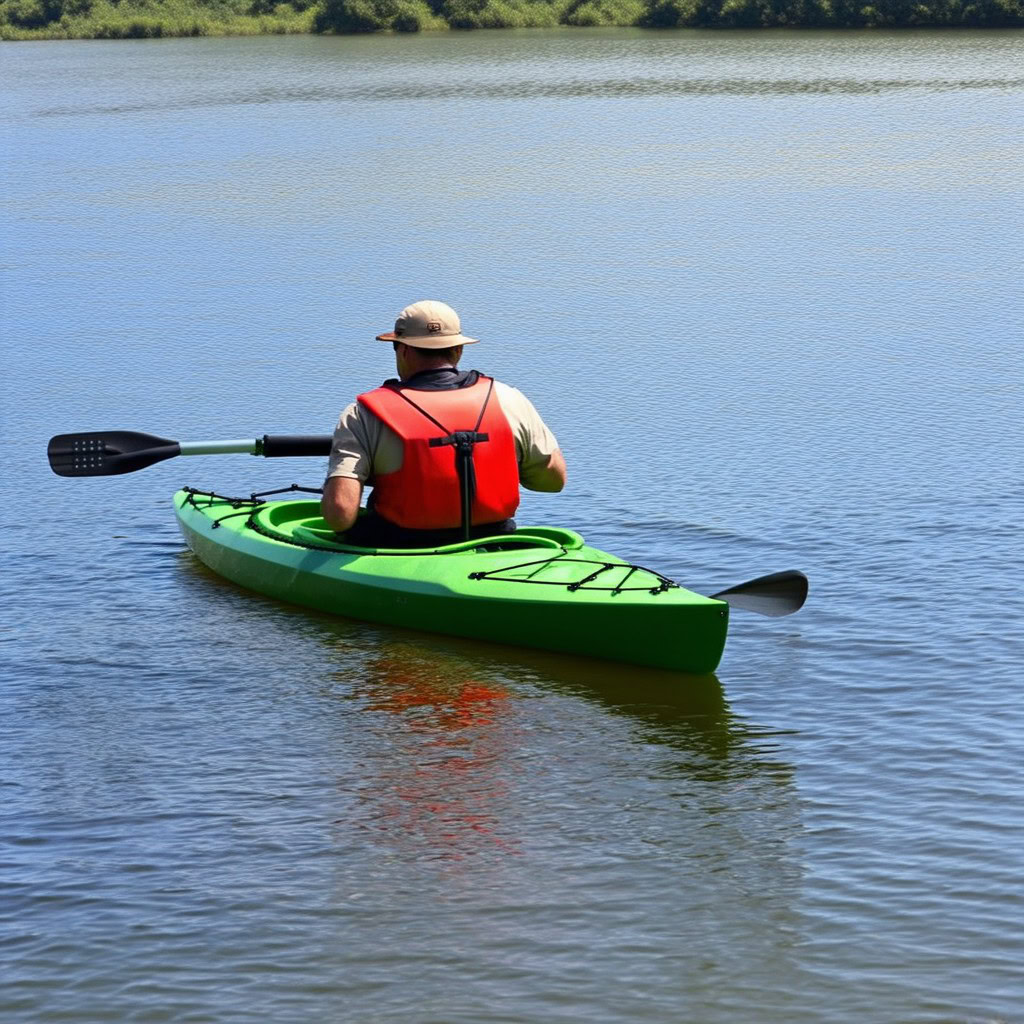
[320,301,566,546]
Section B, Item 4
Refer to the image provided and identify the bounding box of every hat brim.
[376,332,479,348]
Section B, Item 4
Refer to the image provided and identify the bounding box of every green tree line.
[3,0,1021,39]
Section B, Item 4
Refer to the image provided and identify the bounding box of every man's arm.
[321,476,363,532]
[322,401,375,531]
[495,383,566,494]
[525,448,567,492]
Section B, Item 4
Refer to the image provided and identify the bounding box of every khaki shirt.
[326,379,560,492]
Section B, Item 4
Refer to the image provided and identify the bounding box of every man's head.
[377,300,478,380]
[376,300,478,351]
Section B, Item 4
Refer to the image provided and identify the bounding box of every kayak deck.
[174,488,729,674]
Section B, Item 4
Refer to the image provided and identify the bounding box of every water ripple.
[28,74,1024,119]
[4,26,1024,1024]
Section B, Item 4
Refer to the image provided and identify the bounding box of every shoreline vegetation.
[2,0,1021,40]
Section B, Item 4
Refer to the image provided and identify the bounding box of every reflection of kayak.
[175,488,731,674]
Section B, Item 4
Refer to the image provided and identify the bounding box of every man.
[321,300,566,547]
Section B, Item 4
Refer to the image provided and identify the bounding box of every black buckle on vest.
[428,430,489,450]
[429,431,490,540]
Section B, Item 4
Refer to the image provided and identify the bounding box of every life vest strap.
[427,430,491,540]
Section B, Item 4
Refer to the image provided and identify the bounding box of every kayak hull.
[174,490,729,674]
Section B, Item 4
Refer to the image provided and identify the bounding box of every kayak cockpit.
[289,519,584,556]
[178,489,586,556]
[255,500,585,555]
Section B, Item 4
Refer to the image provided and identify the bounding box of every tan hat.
[376,300,479,349]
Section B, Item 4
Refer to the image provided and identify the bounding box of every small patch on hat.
[428,321,442,333]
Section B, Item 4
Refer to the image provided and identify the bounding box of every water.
[3,27,1023,1022]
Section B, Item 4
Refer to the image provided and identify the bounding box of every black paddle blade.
[710,569,808,617]
[47,431,181,477]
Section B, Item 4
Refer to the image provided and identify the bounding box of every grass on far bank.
[2,0,1022,40]
[1,0,317,38]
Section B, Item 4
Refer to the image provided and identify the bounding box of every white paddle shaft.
[178,439,258,456]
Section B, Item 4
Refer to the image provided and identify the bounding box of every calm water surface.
[2,27,1023,1023]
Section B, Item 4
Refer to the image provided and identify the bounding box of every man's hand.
[321,476,363,532]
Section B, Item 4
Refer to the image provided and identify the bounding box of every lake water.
[3,26,1023,1023]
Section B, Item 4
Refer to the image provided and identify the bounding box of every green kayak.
[175,487,731,674]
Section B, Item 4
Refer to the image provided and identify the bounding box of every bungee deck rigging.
[466,558,678,595]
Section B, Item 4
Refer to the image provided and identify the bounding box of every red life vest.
[357,375,520,531]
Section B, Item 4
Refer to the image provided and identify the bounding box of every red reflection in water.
[344,652,522,860]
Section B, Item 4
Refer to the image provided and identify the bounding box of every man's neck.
[399,364,457,382]
[386,367,477,392]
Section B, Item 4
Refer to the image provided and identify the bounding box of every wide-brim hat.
[376,300,479,349]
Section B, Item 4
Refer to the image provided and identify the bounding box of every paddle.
[709,570,808,617]
[47,430,331,477]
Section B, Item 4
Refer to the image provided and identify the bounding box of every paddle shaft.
[179,439,258,456]
[182,436,332,457]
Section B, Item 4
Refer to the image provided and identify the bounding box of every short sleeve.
[494,383,560,491]
[326,402,374,482]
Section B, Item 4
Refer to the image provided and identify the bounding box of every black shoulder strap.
[385,373,494,437]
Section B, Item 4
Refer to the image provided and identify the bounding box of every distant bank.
[3,0,1022,40]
